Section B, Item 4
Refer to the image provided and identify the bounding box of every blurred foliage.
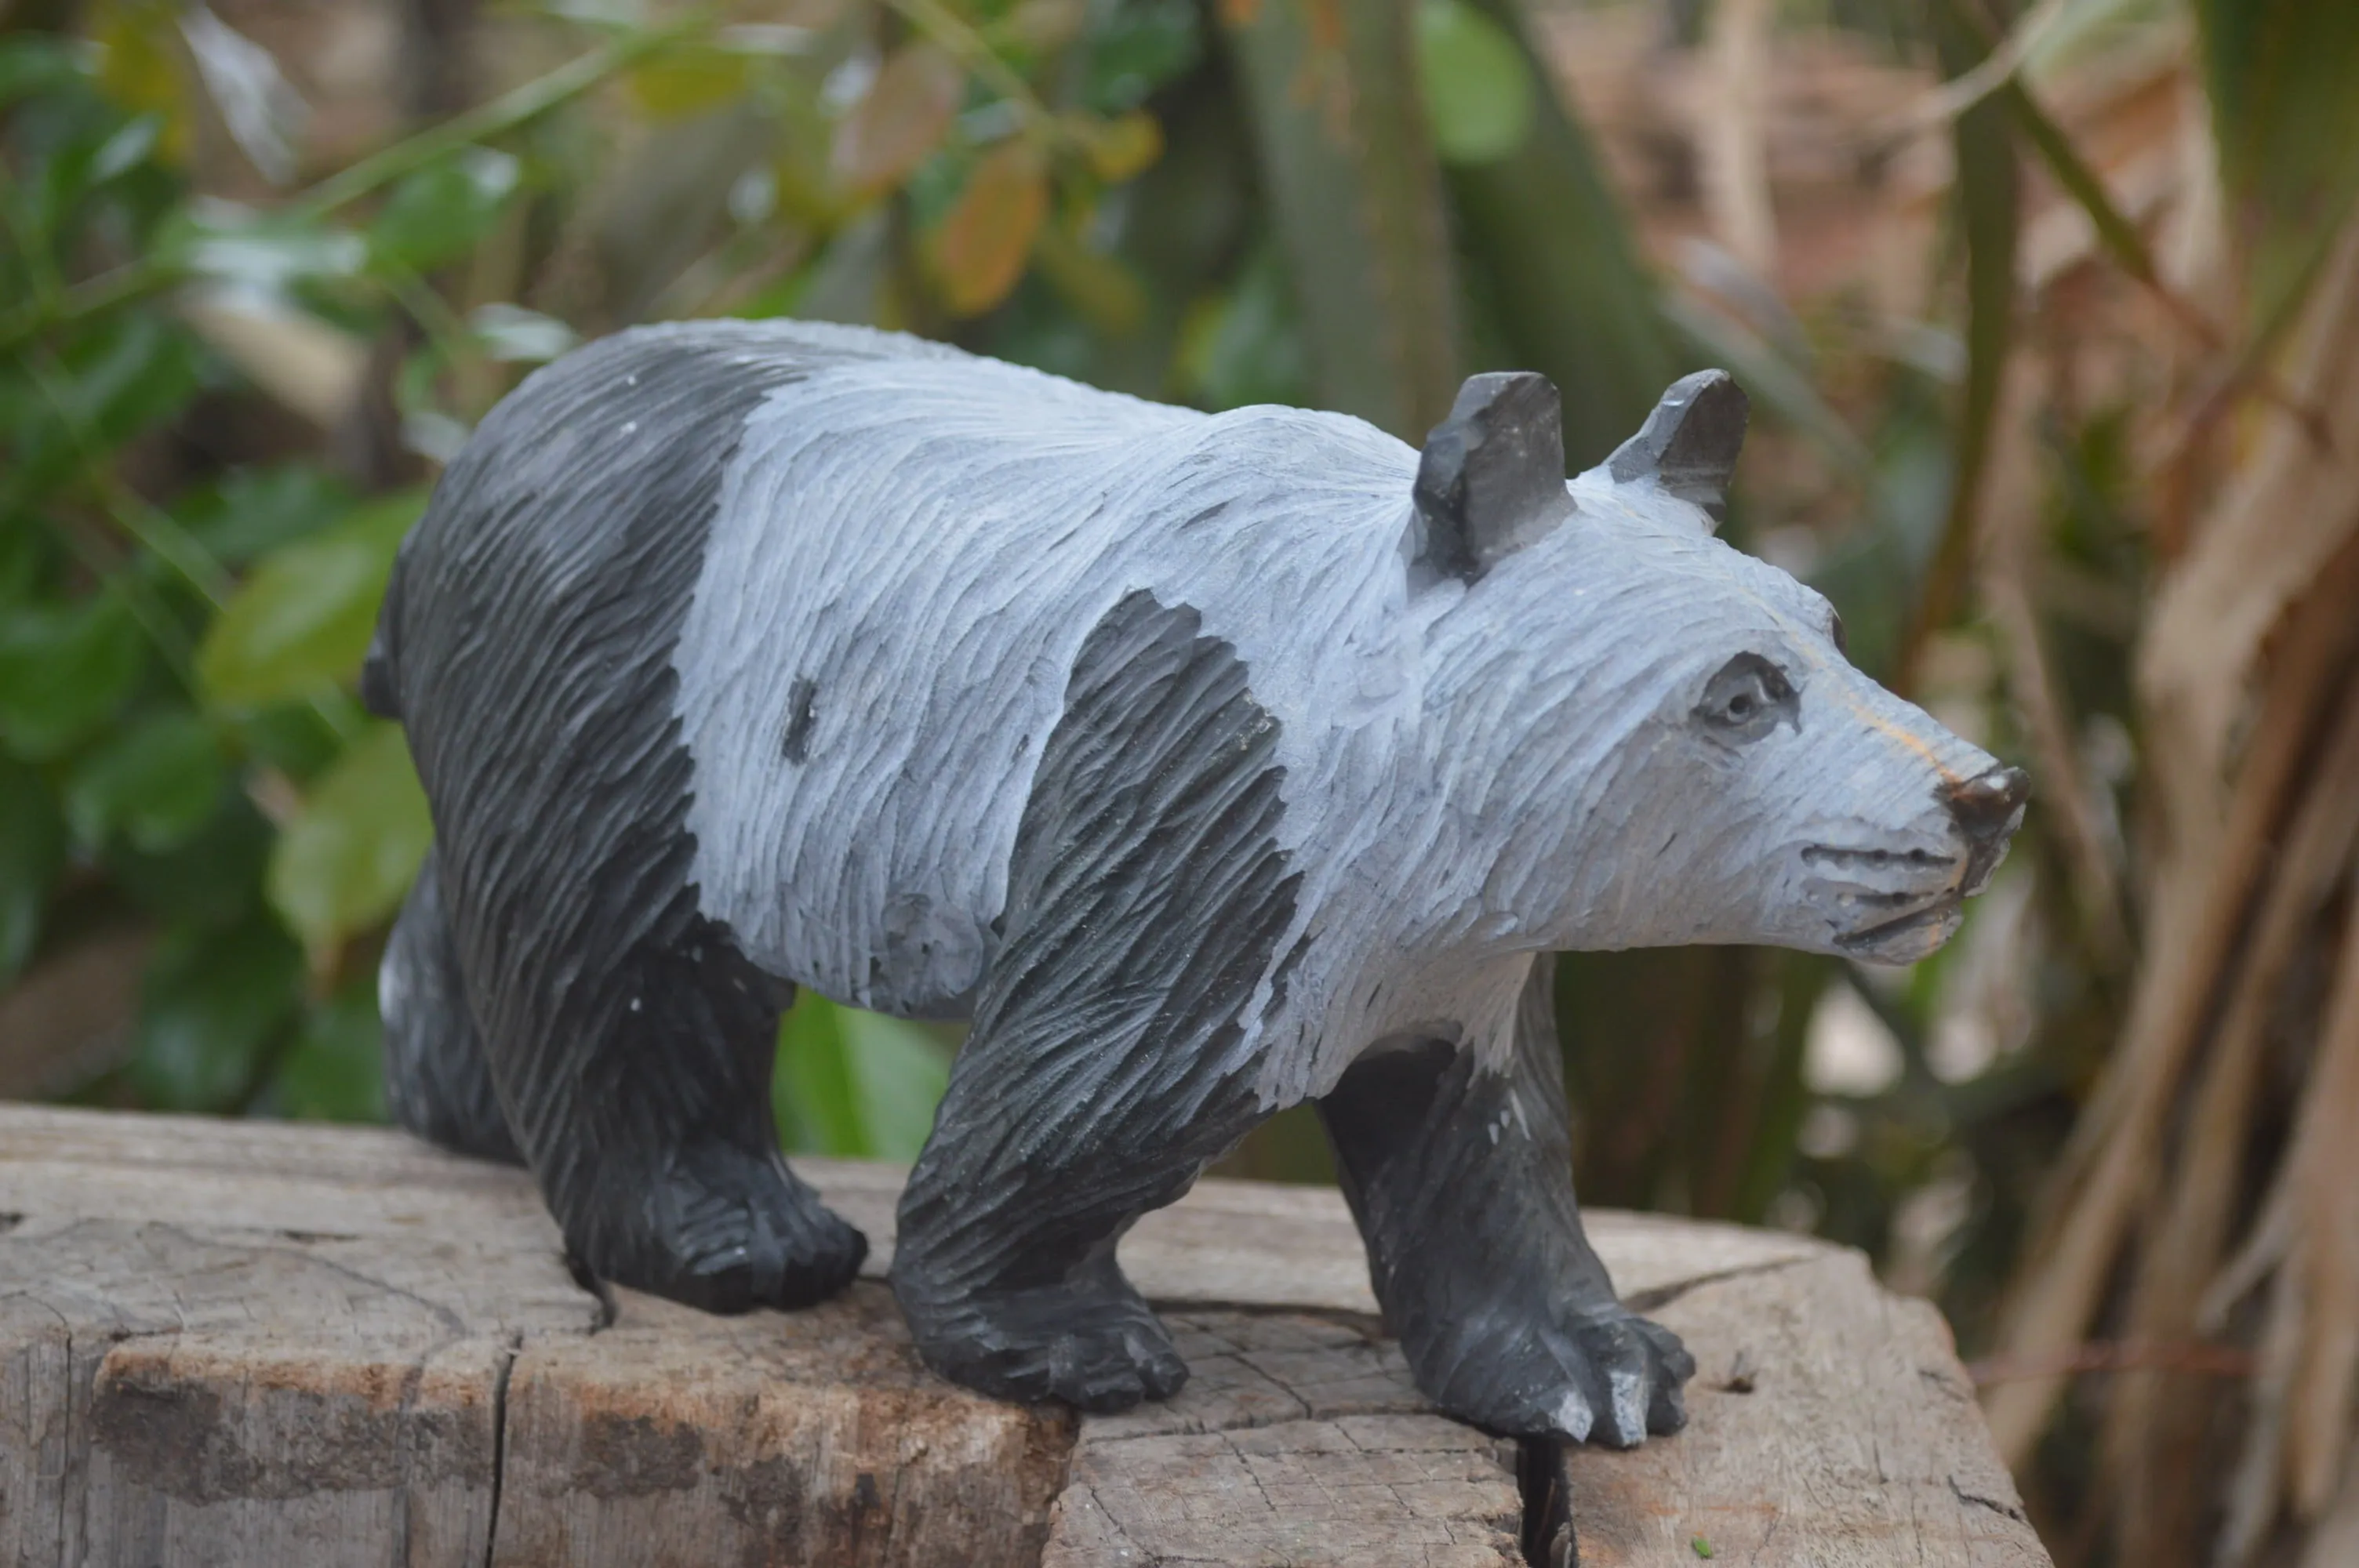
[0,0,2143,1206]
[0,0,1705,1155]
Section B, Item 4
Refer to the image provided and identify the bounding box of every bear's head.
[1413,371,2026,965]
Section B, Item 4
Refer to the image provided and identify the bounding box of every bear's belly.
[673,603,1069,1018]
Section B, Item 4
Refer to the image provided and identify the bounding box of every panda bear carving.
[366,321,2025,1449]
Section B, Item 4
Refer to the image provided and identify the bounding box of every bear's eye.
[1694,653,1796,743]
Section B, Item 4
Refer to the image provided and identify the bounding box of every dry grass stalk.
[2103,678,2359,1566]
[1983,529,2359,1466]
[1697,0,1778,278]
[1988,199,2359,1566]
[2140,220,2359,790]
[2303,1446,2359,1568]
[1978,353,2127,960]
[2207,887,2359,1563]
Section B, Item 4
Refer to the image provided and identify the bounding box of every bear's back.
[665,325,1428,1018]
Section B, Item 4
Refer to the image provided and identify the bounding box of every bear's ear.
[1605,369,1749,530]
[1412,372,1575,583]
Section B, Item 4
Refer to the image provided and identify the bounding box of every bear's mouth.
[1802,843,1966,963]
[1837,895,1964,961]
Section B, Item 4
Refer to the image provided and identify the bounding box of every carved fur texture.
[370,319,2025,1442]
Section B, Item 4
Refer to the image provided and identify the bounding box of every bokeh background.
[5,1,2357,1560]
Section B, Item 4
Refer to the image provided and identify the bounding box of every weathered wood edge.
[0,1104,2048,1566]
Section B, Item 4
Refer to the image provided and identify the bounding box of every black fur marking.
[1414,372,1573,582]
[891,589,1299,1413]
[1318,956,1696,1448]
[374,325,909,1312]
[782,675,819,764]
[1605,368,1749,525]
[383,848,521,1163]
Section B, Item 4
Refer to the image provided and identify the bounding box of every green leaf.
[107,792,274,927]
[90,112,165,184]
[197,490,422,707]
[0,38,87,111]
[1415,0,1536,167]
[233,695,358,784]
[5,313,203,500]
[1177,242,1310,410]
[1082,0,1204,114]
[0,589,146,760]
[774,993,951,1161]
[64,708,227,854]
[0,519,47,605]
[130,915,304,1112]
[267,720,433,954]
[841,1007,951,1161]
[367,147,522,275]
[271,980,387,1123]
[1909,0,2022,671]
[776,992,863,1156]
[179,464,355,565]
[2193,0,2359,328]
[0,757,66,982]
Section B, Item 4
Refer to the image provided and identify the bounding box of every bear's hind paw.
[601,1156,868,1314]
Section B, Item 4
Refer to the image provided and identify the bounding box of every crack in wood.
[482,1334,518,1568]
[1622,1254,1816,1314]
[1949,1473,2032,1523]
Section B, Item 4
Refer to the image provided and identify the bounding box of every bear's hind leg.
[381,848,520,1164]
[452,873,867,1314]
[1317,955,1695,1449]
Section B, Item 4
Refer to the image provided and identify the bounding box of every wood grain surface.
[0,1103,2048,1566]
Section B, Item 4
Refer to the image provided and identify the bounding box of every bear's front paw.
[903,1279,1188,1414]
[1434,1309,1696,1450]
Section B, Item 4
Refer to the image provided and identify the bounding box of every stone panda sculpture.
[365,318,2025,1450]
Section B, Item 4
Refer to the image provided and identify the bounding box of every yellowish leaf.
[91,0,191,165]
[830,43,963,197]
[627,47,754,120]
[1079,110,1163,183]
[928,140,1049,318]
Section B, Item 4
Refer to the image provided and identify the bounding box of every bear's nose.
[1948,766,2029,842]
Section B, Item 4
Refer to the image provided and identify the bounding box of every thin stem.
[0,9,718,354]
[0,169,67,318]
[880,0,1064,142]
[288,8,717,223]
[22,348,233,609]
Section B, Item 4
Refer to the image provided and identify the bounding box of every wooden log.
[0,1104,2049,1566]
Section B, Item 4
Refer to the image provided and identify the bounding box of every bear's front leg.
[1319,955,1696,1448]
[890,590,1296,1412]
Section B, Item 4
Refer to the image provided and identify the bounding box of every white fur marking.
[1610,1367,1647,1443]
[1554,1387,1594,1443]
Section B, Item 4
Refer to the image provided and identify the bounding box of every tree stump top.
[0,1104,2048,1566]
